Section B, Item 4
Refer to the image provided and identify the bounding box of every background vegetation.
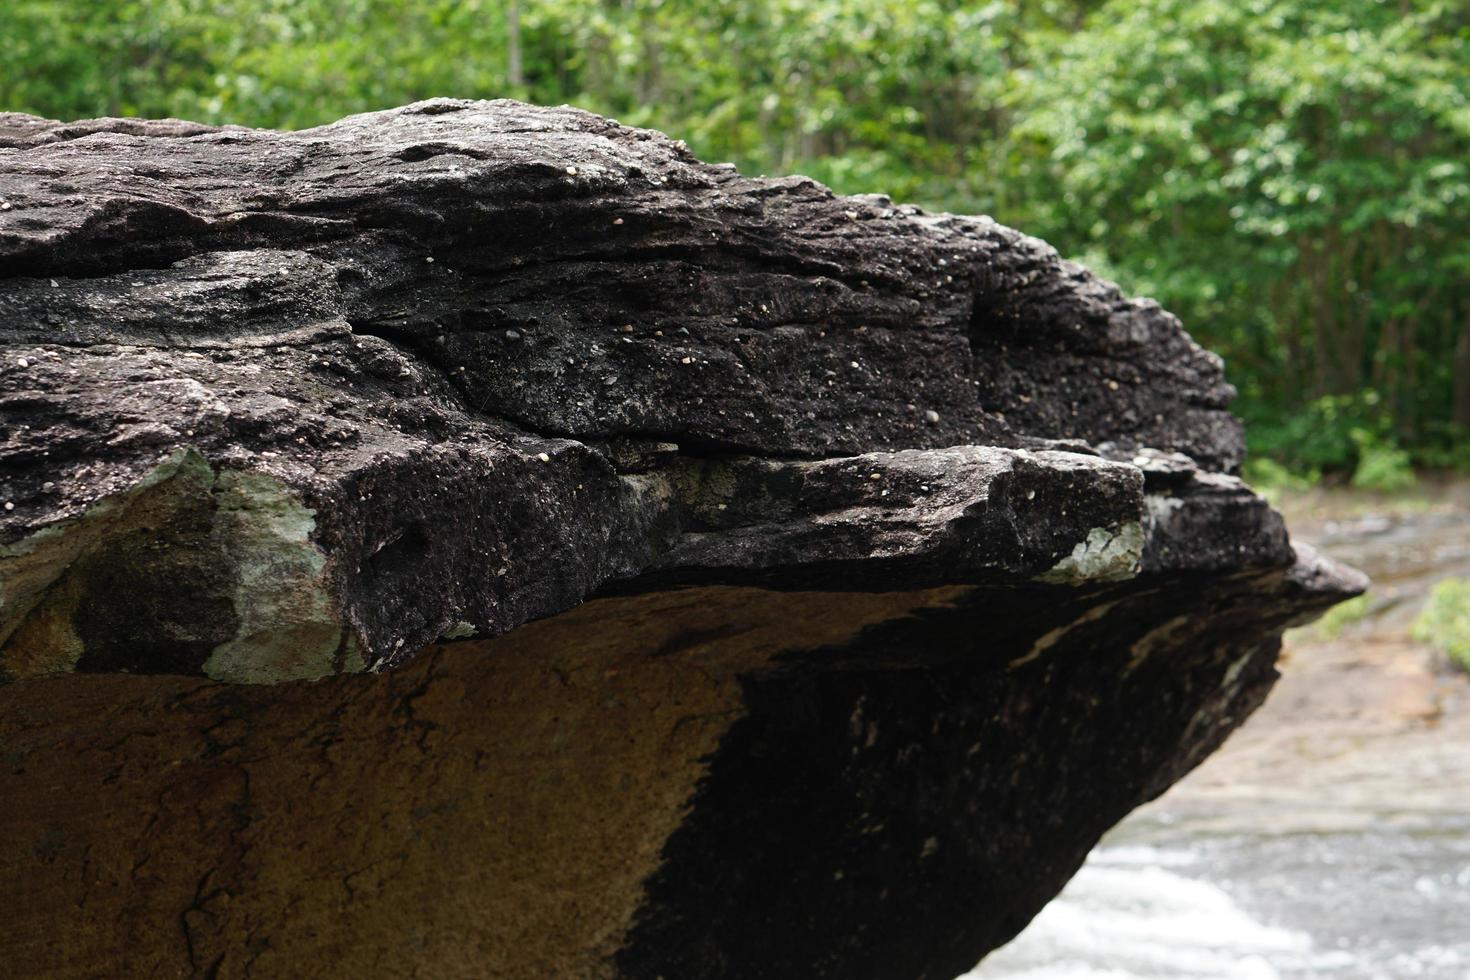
[4,0,1467,483]
[1414,577,1470,671]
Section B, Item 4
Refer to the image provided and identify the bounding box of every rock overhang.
[0,97,1341,683]
[0,99,1364,980]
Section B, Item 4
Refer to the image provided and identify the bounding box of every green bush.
[1309,594,1373,641]
[1411,423,1470,472]
[1412,578,1470,672]
[1241,456,1317,496]
[1244,390,1417,487]
[1349,429,1416,492]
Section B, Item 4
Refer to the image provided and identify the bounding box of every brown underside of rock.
[3,587,958,978]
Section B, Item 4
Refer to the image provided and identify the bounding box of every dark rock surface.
[0,100,1362,979]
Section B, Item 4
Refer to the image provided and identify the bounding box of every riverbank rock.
[0,100,1363,979]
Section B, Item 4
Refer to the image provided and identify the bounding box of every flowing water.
[970,818,1470,979]
[967,483,1470,980]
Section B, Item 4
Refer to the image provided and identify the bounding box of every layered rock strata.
[0,101,1361,980]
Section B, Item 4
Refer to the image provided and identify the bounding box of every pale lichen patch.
[440,620,478,640]
[1,448,353,684]
[1034,522,1143,585]
[201,470,348,684]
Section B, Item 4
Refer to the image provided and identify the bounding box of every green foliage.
[1349,429,1416,492]
[1242,456,1317,496]
[1412,578,1470,672]
[1014,0,1470,458]
[1309,593,1373,641]
[3,0,1468,463]
[1411,424,1470,472]
[1244,389,1415,481]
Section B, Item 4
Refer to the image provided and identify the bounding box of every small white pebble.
[1107,379,1119,391]
[425,256,435,263]
[923,409,940,425]
[42,482,55,492]
[566,166,578,176]
[0,201,11,211]
[869,472,882,481]
[536,452,551,463]
[17,357,29,368]
[3,502,12,511]
[620,324,634,333]
[49,279,58,288]
[680,356,693,365]
[612,217,624,225]
[1025,490,1036,500]
[849,361,860,369]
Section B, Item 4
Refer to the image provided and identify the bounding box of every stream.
[967,484,1470,980]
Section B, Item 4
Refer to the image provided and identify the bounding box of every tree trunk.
[507,0,523,88]
[1453,316,1470,429]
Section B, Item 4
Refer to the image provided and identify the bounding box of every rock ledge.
[0,101,1360,980]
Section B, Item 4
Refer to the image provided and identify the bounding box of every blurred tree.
[1013,0,1470,460]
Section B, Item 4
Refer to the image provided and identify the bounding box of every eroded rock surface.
[0,100,1361,980]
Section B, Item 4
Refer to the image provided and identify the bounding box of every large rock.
[0,101,1361,979]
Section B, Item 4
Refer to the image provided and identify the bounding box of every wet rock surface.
[0,101,1361,979]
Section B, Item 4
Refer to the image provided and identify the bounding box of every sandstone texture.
[0,100,1362,979]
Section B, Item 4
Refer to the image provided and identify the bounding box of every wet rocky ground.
[971,478,1470,980]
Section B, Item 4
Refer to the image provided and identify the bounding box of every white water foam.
[962,845,1314,980]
